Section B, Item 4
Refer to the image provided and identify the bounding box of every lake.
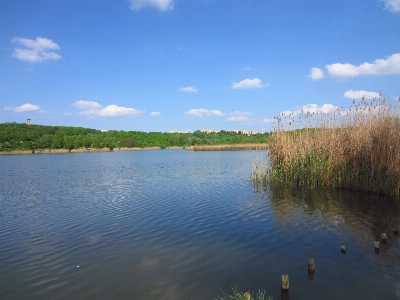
[1,150,399,299]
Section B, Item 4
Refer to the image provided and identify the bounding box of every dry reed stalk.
[253,94,400,195]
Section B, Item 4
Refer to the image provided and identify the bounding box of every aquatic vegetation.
[252,93,400,195]
[214,286,274,300]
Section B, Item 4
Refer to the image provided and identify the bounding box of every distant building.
[168,130,192,133]
[26,119,31,125]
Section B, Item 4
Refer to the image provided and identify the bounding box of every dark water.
[0,150,399,300]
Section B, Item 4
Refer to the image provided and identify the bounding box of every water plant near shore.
[252,93,400,196]
[214,286,274,300]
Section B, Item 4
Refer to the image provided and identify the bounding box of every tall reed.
[253,94,400,195]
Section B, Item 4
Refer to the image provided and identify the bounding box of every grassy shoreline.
[0,146,183,155]
[185,143,268,151]
[0,144,268,155]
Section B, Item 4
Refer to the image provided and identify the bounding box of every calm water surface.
[1,150,399,299]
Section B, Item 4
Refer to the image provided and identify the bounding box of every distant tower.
[27,118,31,125]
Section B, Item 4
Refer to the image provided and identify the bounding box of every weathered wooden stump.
[281,274,289,290]
[381,233,387,243]
[244,292,251,300]
[341,245,346,253]
[374,241,380,254]
[308,258,315,273]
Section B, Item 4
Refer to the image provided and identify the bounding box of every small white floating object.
[76,266,80,268]
[374,242,380,249]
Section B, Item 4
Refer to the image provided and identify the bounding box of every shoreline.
[0,146,183,155]
[0,144,269,155]
[185,143,268,151]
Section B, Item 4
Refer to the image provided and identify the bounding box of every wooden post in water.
[381,233,387,244]
[341,245,346,253]
[394,228,399,235]
[281,274,289,290]
[308,258,315,273]
[374,241,380,254]
[281,274,290,300]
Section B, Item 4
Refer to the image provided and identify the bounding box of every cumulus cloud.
[6,103,42,112]
[150,111,161,116]
[343,90,380,100]
[73,100,102,110]
[179,87,198,92]
[326,53,400,77]
[232,78,266,89]
[12,37,62,63]
[227,116,249,122]
[98,105,143,117]
[309,67,324,80]
[73,100,144,118]
[226,111,250,122]
[281,104,339,117]
[130,0,173,11]
[381,0,400,12]
[185,108,224,117]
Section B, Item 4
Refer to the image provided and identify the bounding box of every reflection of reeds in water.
[255,182,400,266]
[253,94,400,195]
[187,144,268,151]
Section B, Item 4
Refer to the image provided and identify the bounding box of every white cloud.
[98,105,143,117]
[381,0,400,12]
[227,116,249,122]
[130,0,173,11]
[241,67,253,71]
[185,108,224,117]
[12,37,62,63]
[12,103,41,112]
[226,111,250,121]
[73,100,144,118]
[3,106,12,111]
[73,100,102,110]
[343,90,380,100]
[179,86,198,92]
[150,111,161,116]
[326,53,400,77]
[281,104,339,117]
[309,67,324,80]
[210,110,224,116]
[232,78,266,89]
[63,112,72,116]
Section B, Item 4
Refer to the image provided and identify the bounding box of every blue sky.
[1,0,399,132]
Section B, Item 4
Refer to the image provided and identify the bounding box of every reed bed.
[252,94,400,195]
[186,143,268,151]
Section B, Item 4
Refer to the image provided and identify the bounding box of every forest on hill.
[0,122,270,152]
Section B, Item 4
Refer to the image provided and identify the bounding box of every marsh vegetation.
[252,94,400,195]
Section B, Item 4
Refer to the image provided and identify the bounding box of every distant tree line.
[0,123,270,152]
